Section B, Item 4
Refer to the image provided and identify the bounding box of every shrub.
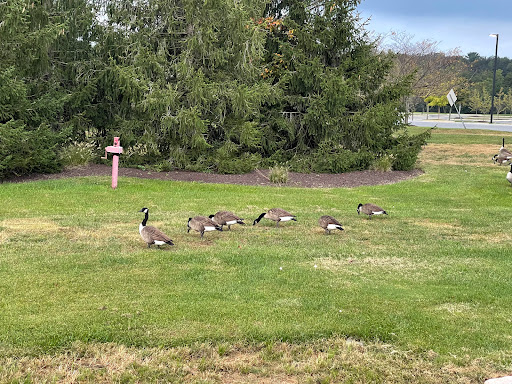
[185,155,216,173]
[371,155,393,172]
[0,121,62,180]
[269,165,289,184]
[152,160,174,172]
[391,129,432,171]
[60,141,96,167]
[215,153,261,174]
[294,142,373,174]
[122,142,162,167]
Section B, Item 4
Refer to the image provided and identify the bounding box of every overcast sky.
[357,0,512,58]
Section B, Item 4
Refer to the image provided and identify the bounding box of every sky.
[357,0,512,59]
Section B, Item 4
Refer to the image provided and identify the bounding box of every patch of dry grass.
[0,339,506,383]
[407,219,512,244]
[435,302,475,314]
[432,129,512,137]
[418,144,497,167]
[1,218,60,235]
[0,218,61,244]
[466,232,512,244]
[311,255,480,280]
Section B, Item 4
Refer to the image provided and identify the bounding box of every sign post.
[101,137,123,189]
[447,89,466,129]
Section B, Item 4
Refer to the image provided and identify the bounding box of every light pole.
[489,33,499,123]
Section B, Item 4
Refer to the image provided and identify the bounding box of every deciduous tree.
[383,31,467,116]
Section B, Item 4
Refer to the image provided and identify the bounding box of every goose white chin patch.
[280,216,295,222]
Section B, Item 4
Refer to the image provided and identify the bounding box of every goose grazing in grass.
[493,152,512,165]
[357,203,388,220]
[138,208,174,248]
[187,216,222,239]
[209,211,245,230]
[253,208,296,227]
[318,215,344,235]
[493,138,512,165]
[507,164,512,186]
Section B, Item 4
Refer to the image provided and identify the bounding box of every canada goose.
[493,138,512,164]
[357,203,388,220]
[507,164,512,186]
[318,215,344,235]
[138,208,174,248]
[208,211,245,230]
[253,208,297,227]
[187,216,222,239]
[493,152,512,165]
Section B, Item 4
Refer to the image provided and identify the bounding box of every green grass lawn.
[1,128,511,382]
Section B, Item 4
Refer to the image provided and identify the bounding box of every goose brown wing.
[145,226,173,243]
[364,203,383,213]
[214,211,230,225]
[500,147,512,157]
[325,215,341,225]
[199,216,219,227]
[268,208,294,218]
[219,211,242,223]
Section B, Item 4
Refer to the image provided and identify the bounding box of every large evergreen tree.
[0,0,98,179]
[89,0,274,173]
[258,0,422,172]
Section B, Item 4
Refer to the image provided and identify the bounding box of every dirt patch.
[3,164,423,188]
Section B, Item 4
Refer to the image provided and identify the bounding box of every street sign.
[446,89,466,128]
[447,89,457,106]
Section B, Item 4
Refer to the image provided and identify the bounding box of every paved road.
[408,113,512,132]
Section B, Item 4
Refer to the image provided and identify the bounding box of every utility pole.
[490,33,499,124]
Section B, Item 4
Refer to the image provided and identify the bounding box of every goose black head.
[357,203,362,214]
[209,214,214,219]
[139,207,148,213]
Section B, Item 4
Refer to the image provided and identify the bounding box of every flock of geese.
[492,138,512,186]
[138,204,388,248]
[138,137,511,249]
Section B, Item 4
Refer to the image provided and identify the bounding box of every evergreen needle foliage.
[1,0,426,179]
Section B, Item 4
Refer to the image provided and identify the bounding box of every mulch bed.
[4,164,423,188]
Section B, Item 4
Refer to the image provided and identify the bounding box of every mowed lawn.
[0,128,511,383]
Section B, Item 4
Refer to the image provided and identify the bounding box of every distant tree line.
[460,53,512,116]
[382,31,512,118]
[0,0,429,180]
